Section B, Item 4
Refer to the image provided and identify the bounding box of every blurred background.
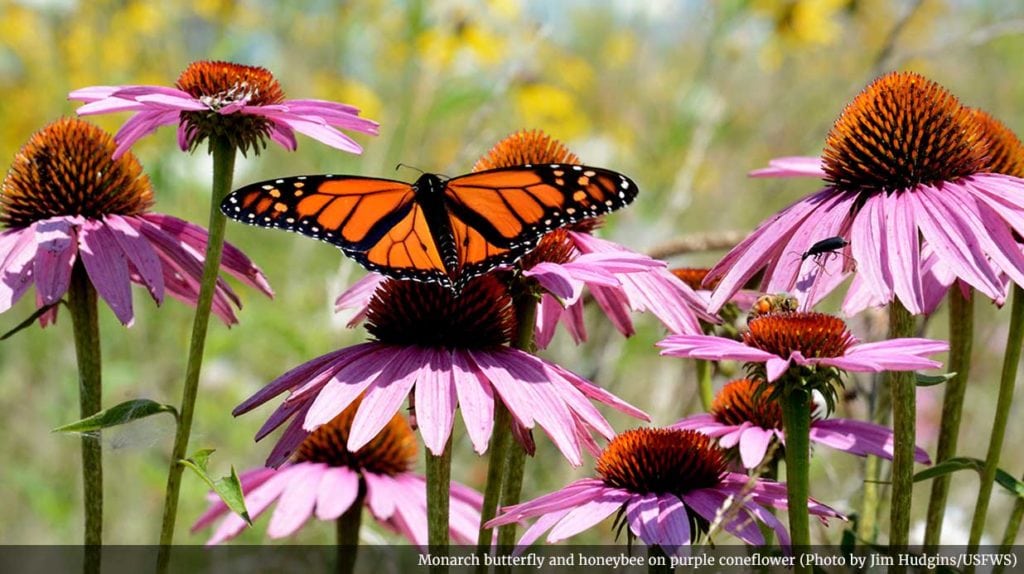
[1,0,1022,548]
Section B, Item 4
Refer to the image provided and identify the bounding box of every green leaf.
[914,457,1024,498]
[1,302,62,341]
[53,399,178,433]
[180,449,251,525]
[916,372,957,386]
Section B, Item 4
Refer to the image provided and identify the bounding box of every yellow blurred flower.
[513,83,589,140]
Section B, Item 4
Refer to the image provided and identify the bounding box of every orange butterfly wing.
[443,164,638,288]
[222,175,451,285]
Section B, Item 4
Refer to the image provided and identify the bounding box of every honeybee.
[748,293,799,323]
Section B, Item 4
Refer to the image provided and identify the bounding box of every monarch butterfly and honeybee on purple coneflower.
[220,164,638,292]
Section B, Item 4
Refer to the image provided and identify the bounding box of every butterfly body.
[222,164,638,291]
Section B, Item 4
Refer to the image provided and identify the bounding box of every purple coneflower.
[70,60,378,158]
[0,118,270,326]
[705,72,1024,315]
[486,428,842,552]
[659,311,947,385]
[672,378,930,469]
[236,275,649,467]
[193,399,482,546]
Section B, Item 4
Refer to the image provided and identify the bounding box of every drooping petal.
[451,350,495,454]
[738,425,775,469]
[32,218,77,305]
[821,339,947,372]
[348,347,430,451]
[106,215,165,302]
[303,344,395,429]
[140,213,273,296]
[315,469,356,524]
[250,110,365,154]
[656,494,692,552]
[362,472,398,520]
[414,348,458,455]
[705,188,832,312]
[0,228,39,313]
[78,220,134,325]
[625,494,660,546]
[811,418,931,463]
[488,479,607,525]
[234,344,368,416]
[546,496,628,543]
[885,191,924,314]
[658,334,777,363]
[266,463,325,538]
[334,272,384,326]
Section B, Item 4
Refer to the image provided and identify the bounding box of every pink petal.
[254,112,365,153]
[303,344,394,428]
[334,273,384,326]
[534,294,564,349]
[33,219,77,305]
[266,464,325,538]
[749,156,826,178]
[705,188,829,312]
[811,418,931,463]
[908,188,1002,299]
[489,479,606,525]
[625,494,659,545]
[414,348,457,455]
[78,220,134,325]
[656,494,692,552]
[451,350,495,454]
[106,215,165,302]
[363,472,398,520]
[823,339,946,372]
[588,283,635,336]
[112,109,182,159]
[658,334,777,363]
[885,192,925,313]
[546,496,627,542]
[738,425,775,468]
[472,349,582,466]
[315,466,361,520]
[265,405,313,467]
[234,344,367,415]
[512,511,569,555]
[0,227,40,312]
[348,347,428,451]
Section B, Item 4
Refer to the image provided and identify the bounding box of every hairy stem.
[888,301,916,557]
[969,285,1024,550]
[157,136,235,569]
[780,386,811,573]
[68,262,103,574]
[427,437,453,574]
[924,288,973,548]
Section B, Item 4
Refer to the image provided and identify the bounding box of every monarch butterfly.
[221,164,638,292]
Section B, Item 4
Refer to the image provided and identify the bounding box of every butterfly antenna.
[395,163,425,175]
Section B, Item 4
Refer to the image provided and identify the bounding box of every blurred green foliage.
[1,0,1023,547]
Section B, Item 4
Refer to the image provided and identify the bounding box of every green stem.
[999,493,1024,552]
[335,491,364,574]
[156,136,236,568]
[427,437,453,574]
[695,359,713,411]
[888,300,916,554]
[968,285,1024,550]
[780,387,811,573]
[475,402,512,566]
[924,287,974,548]
[494,287,538,553]
[859,369,891,543]
[68,262,103,573]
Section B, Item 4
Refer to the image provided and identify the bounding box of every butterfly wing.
[442,164,638,287]
[221,175,452,286]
